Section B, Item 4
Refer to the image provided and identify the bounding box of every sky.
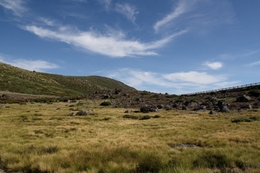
[0,0,260,94]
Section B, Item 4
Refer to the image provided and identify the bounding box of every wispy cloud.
[246,61,260,67]
[153,0,235,33]
[219,50,260,60]
[204,61,223,70]
[106,68,234,94]
[0,56,58,72]
[99,0,112,11]
[22,25,186,58]
[163,71,226,85]
[0,0,27,17]
[115,3,139,24]
[38,17,56,27]
[154,0,191,32]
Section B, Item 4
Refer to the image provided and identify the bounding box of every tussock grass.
[0,100,259,172]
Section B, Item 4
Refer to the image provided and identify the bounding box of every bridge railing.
[182,82,260,96]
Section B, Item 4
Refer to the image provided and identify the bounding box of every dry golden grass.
[0,100,259,173]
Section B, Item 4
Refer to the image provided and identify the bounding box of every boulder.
[209,110,217,115]
[67,112,74,116]
[217,101,230,112]
[76,110,93,116]
[157,104,164,109]
[221,106,230,112]
[236,95,251,102]
[182,105,188,110]
[124,110,132,113]
[140,105,158,113]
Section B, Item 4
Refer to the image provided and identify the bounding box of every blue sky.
[0,0,260,94]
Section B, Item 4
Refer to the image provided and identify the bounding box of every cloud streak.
[154,0,191,32]
[115,3,139,24]
[0,0,27,17]
[246,61,260,67]
[22,25,186,58]
[153,0,235,33]
[0,56,58,72]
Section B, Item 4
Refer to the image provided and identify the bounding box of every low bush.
[193,151,232,169]
[139,115,151,120]
[134,153,164,173]
[231,116,260,123]
[122,114,139,119]
[100,101,111,106]
[248,89,260,97]
[153,115,160,118]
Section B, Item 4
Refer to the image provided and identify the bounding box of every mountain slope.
[0,62,135,97]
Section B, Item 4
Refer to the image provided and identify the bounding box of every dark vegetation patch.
[231,116,260,123]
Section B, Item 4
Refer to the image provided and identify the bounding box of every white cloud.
[204,61,223,70]
[38,17,56,27]
[153,0,235,33]
[0,0,27,17]
[246,61,260,67]
[0,56,58,72]
[22,25,186,58]
[154,0,191,32]
[106,68,231,94]
[99,0,112,11]
[220,50,260,60]
[163,71,226,84]
[115,3,139,24]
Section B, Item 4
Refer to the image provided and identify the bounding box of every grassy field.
[0,100,259,173]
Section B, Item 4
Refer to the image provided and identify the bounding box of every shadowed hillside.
[0,62,135,98]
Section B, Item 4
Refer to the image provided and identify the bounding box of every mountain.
[0,62,135,98]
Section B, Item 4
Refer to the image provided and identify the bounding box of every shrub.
[231,116,260,123]
[139,115,151,120]
[100,101,111,106]
[153,115,160,118]
[193,151,232,169]
[140,91,150,95]
[122,115,139,119]
[0,156,7,170]
[248,89,260,97]
[134,153,163,173]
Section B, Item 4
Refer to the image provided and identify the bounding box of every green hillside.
[0,62,135,97]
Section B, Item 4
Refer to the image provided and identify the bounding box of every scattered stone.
[209,110,217,115]
[67,112,74,116]
[76,110,93,116]
[236,95,251,102]
[140,105,158,113]
[221,105,230,112]
[182,105,188,110]
[124,110,132,113]
[157,104,164,109]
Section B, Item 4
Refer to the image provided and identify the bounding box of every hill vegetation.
[0,62,135,98]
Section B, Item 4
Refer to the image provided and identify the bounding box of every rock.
[240,104,252,110]
[140,105,158,113]
[76,110,93,116]
[185,101,199,108]
[67,112,74,116]
[102,94,110,99]
[157,104,164,109]
[182,105,188,110]
[209,110,217,115]
[236,95,251,102]
[124,110,131,113]
[221,106,230,112]
[217,101,230,112]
